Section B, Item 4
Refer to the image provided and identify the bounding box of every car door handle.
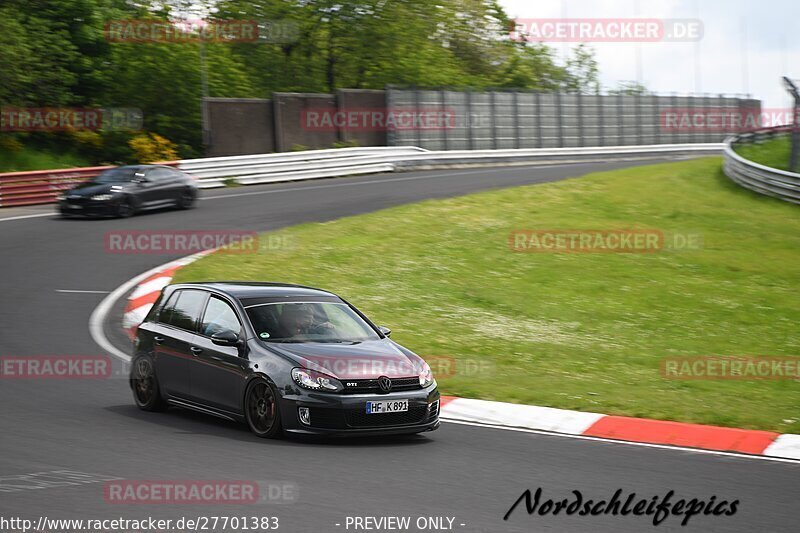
[190,346,203,355]
[153,336,165,345]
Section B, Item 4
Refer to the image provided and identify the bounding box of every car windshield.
[93,167,143,183]
[245,302,381,343]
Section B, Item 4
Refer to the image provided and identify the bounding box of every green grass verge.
[174,158,800,433]
[0,147,91,173]
[733,136,794,171]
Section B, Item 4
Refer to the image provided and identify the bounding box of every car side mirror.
[378,326,391,337]
[133,176,149,185]
[211,329,239,347]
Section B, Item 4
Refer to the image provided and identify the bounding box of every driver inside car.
[277,304,334,338]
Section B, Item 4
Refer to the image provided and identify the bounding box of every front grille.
[345,405,428,427]
[64,196,88,205]
[341,376,421,394]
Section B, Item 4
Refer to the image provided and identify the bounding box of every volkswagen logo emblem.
[378,376,392,393]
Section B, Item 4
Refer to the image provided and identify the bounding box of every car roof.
[116,164,174,172]
[169,281,340,300]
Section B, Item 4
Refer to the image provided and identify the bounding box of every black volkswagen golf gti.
[130,282,440,437]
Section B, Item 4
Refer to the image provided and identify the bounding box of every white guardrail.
[178,144,726,189]
[723,132,800,205]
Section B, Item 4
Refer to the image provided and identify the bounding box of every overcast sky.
[498,0,799,109]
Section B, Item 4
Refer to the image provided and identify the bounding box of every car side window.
[147,168,172,183]
[200,296,242,338]
[165,289,208,332]
[157,291,181,324]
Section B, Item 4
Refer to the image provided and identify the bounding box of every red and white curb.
[116,255,800,463]
[439,396,800,461]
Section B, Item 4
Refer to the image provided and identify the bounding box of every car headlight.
[291,368,343,392]
[418,360,435,387]
[90,193,114,201]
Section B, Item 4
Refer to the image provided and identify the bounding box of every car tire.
[176,189,195,210]
[244,378,283,438]
[116,197,135,218]
[130,355,167,412]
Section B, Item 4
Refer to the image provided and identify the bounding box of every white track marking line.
[56,289,111,294]
[442,419,800,465]
[0,212,54,222]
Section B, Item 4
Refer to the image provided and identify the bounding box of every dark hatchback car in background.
[130,282,440,438]
[58,165,198,218]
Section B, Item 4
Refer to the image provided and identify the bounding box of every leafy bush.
[128,133,179,163]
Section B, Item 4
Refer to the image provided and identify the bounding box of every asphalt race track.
[1,160,797,533]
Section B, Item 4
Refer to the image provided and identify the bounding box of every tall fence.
[204,89,759,156]
[387,88,760,150]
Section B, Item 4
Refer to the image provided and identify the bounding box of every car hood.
[265,339,423,379]
[67,182,129,197]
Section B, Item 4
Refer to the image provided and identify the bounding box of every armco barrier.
[178,143,724,189]
[0,162,179,208]
[723,127,800,204]
[0,166,114,207]
[1,144,724,207]
[178,146,428,188]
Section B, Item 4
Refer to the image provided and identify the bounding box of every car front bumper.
[278,384,440,436]
[59,199,118,216]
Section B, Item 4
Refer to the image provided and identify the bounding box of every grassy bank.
[0,147,91,173]
[174,158,800,433]
[733,136,794,171]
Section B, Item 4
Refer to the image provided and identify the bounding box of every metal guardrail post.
[783,77,800,172]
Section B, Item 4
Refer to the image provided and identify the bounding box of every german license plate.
[67,204,82,209]
[366,399,408,414]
